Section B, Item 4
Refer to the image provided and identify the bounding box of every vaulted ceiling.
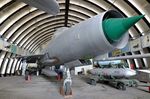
[0,0,150,53]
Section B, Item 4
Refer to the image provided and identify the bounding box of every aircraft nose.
[126,69,136,77]
[103,15,144,43]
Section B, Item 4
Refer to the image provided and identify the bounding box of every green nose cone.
[103,15,144,43]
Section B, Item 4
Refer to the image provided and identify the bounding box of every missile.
[89,68,136,78]
[19,10,144,67]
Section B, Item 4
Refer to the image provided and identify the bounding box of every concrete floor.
[0,75,150,99]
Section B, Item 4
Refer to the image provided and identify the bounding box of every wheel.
[117,83,126,90]
[64,82,72,95]
[132,81,138,87]
[90,79,97,85]
[25,71,29,80]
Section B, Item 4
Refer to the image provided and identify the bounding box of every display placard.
[112,49,122,56]
[130,38,141,52]
[141,34,150,48]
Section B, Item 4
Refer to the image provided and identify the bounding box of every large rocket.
[21,10,144,66]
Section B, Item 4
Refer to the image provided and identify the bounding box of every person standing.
[21,60,27,76]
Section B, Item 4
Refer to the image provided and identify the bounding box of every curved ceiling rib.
[26,30,54,48]
[26,19,79,50]
[0,5,37,37]
[4,10,45,40]
[28,32,54,51]
[14,12,64,44]
[22,13,85,48]
[22,16,81,50]
[30,18,90,52]
[9,13,61,41]
[18,9,91,48]
[0,0,12,8]
[33,39,51,52]
[24,20,65,49]
[24,21,80,50]
[0,2,64,44]
[0,1,26,24]
[30,36,53,52]
[30,34,54,52]
[19,16,65,47]
[32,37,52,52]
[69,4,96,17]
[70,0,101,14]
[12,9,84,43]
[13,12,64,46]
[18,14,81,45]
[11,13,52,43]
[86,0,106,11]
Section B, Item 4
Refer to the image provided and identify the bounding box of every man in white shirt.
[21,60,27,76]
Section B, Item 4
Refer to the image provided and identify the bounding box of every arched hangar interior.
[0,0,150,76]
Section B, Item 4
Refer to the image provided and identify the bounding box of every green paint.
[11,44,17,54]
[81,55,94,60]
[102,15,144,43]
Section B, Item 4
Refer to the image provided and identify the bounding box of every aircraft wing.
[21,0,60,15]
[15,54,45,63]
[99,54,150,61]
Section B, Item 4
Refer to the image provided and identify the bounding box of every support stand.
[60,68,73,97]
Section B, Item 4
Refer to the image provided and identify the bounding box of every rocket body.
[35,10,144,66]
[89,68,136,78]
[41,10,129,66]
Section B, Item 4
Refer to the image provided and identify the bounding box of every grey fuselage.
[39,10,128,66]
[21,0,59,15]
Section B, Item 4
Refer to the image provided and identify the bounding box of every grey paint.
[39,10,128,66]
[89,68,136,78]
[99,53,150,61]
[21,0,60,15]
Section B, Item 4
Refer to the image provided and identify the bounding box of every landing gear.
[60,69,72,96]
[89,79,97,85]
[63,81,72,95]
[129,80,138,87]
[117,82,126,90]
